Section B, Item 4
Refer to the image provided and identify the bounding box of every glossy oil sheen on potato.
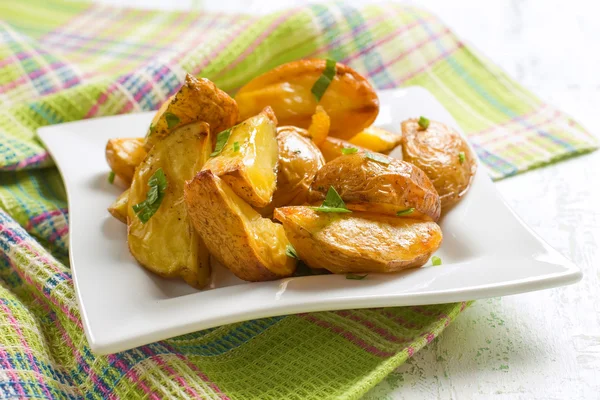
[349,126,402,154]
[274,207,442,273]
[185,170,296,281]
[401,119,477,210]
[108,188,129,224]
[318,136,368,162]
[309,152,441,221]
[202,108,279,208]
[128,122,212,289]
[235,59,379,139]
[105,137,147,184]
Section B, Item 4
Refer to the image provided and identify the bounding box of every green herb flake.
[293,150,302,155]
[311,58,337,102]
[165,112,180,129]
[431,256,442,266]
[132,168,168,224]
[233,141,240,152]
[310,186,352,214]
[418,116,430,130]
[346,273,368,280]
[285,244,299,259]
[365,152,390,165]
[210,127,233,157]
[341,147,358,155]
[396,207,415,216]
[147,123,156,137]
[108,171,115,184]
[458,152,466,164]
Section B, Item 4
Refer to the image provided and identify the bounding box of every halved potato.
[318,137,368,162]
[108,189,129,223]
[401,119,477,210]
[235,59,379,139]
[105,138,147,184]
[128,122,212,289]
[146,74,238,147]
[185,170,296,281]
[201,107,278,208]
[349,126,402,154]
[309,152,441,221]
[274,207,442,273]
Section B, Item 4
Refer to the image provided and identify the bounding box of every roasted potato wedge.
[309,152,441,221]
[318,137,368,162]
[202,107,279,208]
[235,59,379,139]
[258,127,325,216]
[105,138,147,184]
[108,189,129,223]
[185,170,296,281]
[349,126,402,154]
[401,119,477,210]
[146,74,238,147]
[128,122,212,289]
[274,207,442,273]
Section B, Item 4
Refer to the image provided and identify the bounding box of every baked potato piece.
[401,119,477,210]
[105,138,147,185]
[185,170,296,281]
[349,126,402,154]
[235,59,379,139]
[309,153,441,221]
[145,74,238,147]
[274,207,442,273]
[108,188,129,224]
[128,121,212,289]
[202,107,279,208]
[318,137,368,162]
[258,127,326,217]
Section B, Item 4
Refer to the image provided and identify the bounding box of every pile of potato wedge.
[106,59,477,288]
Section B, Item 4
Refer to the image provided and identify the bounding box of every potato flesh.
[274,207,442,273]
[235,59,379,139]
[105,138,147,184]
[401,119,477,211]
[184,171,296,281]
[108,188,129,224]
[349,126,402,154]
[202,109,278,208]
[309,153,441,221]
[128,122,212,289]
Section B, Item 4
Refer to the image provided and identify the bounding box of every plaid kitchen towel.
[0,0,596,399]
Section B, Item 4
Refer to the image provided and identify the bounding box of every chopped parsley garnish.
[396,208,415,216]
[233,141,240,152]
[132,168,168,224]
[365,152,390,165]
[458,151,465,164]
[285,244,299,259]
[311,58,337,102]
[108,171,115,184]
[341,147,358,155]
[431,256,442,266]
[147,124,156,137]
[346,273,368,280]
[165,112,180,129]
[210,127,233,157]
[310,186,352,214]
[418,116,430,130]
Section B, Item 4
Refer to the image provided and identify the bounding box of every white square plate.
[38,87,581,355]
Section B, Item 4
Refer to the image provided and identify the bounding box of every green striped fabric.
[0,1,596,399]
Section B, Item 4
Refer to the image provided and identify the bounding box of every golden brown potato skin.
[349,126,402,154]
[128,122,212,289]
[105,138,147,184]
[318,137,368,162]
[146,74,238,147]
[401,119,477,211]
[235,59,379,140]
[274,207,442,273]
[108,189,129,224]
[185,170,296,282]
[309,153,441,221]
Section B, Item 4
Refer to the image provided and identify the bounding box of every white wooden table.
[93,0,600,397]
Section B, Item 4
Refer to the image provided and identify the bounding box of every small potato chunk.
[235,59,379,139]
[309,153,441,221]
[307,105,330,146]
[202,108,278,208]
[401,119,477,210]
[274,207,442,274]
[349,126,402,154]
[318,137,368,162]
[185,170,296,281]
[108,189,129,224]
[128,122,212,289]
[258,127,325,216]
[146,74,238,147]
[105,138,147,184]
